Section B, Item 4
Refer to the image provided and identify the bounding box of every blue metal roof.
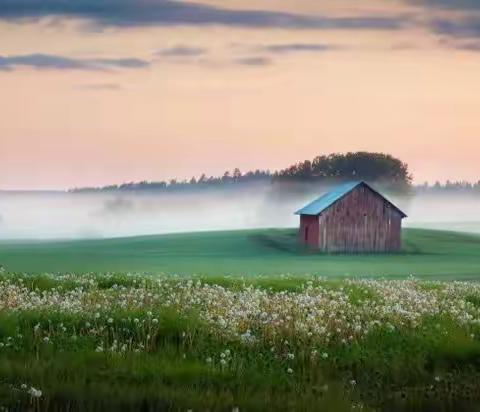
[295,181,361,216]
[294,181,407,217]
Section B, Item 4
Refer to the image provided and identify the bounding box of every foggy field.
[0,189,480,240]
[1,228,480,279]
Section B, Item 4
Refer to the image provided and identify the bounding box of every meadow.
[1,228,480,411]
[1,272,480,411]
[1,228,480,279]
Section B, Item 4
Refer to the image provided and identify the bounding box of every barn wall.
[316,185,403,253]
[299,215,319,248]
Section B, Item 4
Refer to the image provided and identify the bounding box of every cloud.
[430,18,480,38]
[0,0,409,30]
[234,56,272,66]
[77,83,123,90]
[437,37,480,51]
[456,41,480,50]
[0,54,150,71]
[407,0,480,11]
[156,46,207,57]
[259,43,337,54]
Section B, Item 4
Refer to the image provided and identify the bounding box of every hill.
[1,228,480,279]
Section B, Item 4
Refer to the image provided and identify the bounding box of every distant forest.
[70,152,479,194]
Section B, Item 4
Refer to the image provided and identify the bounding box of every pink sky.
[1,0,480,190]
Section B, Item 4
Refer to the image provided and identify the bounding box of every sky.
[1,0,480,190]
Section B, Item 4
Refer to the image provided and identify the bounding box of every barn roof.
[294,181,407,218]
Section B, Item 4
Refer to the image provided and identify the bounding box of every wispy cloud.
[0,54,150,71]
[77,83,123,90]
[407,0,480,11]
[430,18,480,38]
[156,46,208,57]
[437,37,480,52]
[0,0,409,31]
[234,56,272,66]
[259,43,337,54]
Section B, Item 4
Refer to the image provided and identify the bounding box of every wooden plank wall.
[316,185,403,253]
[299,215,320,248]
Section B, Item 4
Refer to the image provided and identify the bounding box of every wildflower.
[321,352,328,359]
[43,337,49,343]
[28,387,42,398]
[107,318,114,324]
[286,368,293,374]
[287,353,295,360]
[206,357,212,364]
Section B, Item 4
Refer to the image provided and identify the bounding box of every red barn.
[295,181,407,253]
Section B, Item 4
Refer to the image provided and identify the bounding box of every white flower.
[28,387,42,398]
[286,368,293,374]
[321,352,328,359]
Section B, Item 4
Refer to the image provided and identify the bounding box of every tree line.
[70,152,476,194]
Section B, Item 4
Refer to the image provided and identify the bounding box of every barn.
[295,181,407,253]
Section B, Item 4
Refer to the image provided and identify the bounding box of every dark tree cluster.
[70,152,413,193]
[274,152,412,187]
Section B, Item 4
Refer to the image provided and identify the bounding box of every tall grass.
[1,273,480,411]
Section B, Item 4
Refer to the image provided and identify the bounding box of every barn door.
[304,226,309,243]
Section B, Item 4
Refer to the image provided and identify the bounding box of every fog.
[0,187,479,240]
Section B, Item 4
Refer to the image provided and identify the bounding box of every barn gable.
[295,181,407,218]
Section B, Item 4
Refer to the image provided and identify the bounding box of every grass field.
[2,228,480,410]
[1,228,480,279]
[2,272,480,411]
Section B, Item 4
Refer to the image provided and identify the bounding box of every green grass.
[2,274,480,411]
[1,228,480,279]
